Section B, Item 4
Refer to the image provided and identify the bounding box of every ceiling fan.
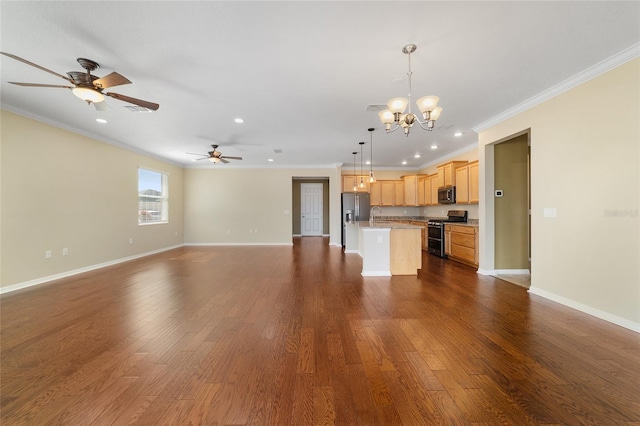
[0,52,159,111]
[187,145,243,164]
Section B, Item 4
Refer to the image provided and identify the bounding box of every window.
[138,168,168,225]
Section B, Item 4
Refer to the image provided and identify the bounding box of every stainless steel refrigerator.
[341,192,370,247]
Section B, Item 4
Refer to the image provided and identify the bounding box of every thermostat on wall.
[495,189,504,197]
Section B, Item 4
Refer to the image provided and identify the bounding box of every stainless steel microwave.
[437,186,456,204]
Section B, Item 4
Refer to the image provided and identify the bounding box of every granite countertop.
[374,216,479,227]
[444,222,479,228]
[346,221,424,230]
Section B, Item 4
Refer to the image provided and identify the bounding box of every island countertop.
[346,221,424,230]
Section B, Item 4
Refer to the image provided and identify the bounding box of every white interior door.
[301,183,323,236]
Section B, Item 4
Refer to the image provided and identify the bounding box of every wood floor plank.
[1,238,638,425]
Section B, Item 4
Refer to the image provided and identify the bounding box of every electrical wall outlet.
[129,238,133,244]
[62,248,69,256]
[45,250,52,259]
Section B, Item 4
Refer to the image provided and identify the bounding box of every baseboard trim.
[528,286,640,333]
[494,269,530,275]
[477,268,496,276]
[186,242,294,246]
[0,244,185,295]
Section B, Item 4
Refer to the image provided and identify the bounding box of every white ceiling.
[1,1,639,169]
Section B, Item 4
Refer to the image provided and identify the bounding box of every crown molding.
[473,42,640,134]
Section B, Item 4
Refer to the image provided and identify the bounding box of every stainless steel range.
[427,210,468,257]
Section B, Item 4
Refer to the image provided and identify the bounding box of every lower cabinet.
[446,225,478,267]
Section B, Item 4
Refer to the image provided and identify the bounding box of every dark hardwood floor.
[1,237,639,425]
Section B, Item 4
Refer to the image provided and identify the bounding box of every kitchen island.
[344,221,423,276]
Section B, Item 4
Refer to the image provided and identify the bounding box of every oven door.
[428,224,443,239]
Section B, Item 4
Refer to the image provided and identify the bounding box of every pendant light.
[352,151,358,192]
[358,142,365,188]
[368,128,376,183]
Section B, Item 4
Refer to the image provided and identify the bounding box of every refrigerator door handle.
[354,195,359,220]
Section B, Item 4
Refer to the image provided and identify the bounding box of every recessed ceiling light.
[96,118,107,124]
[454,132,463,137]
[431,145,438,150]
[402,160,408,165]
[268,158,274,162]
[234,118,244,123]
[414,154,421,158]
[365,160,371,165]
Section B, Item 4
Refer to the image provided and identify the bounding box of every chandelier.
[378,44,443,136]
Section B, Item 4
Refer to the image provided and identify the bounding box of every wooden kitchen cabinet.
[371,180,405,206]
[437,161,468,188]
[453,161,479,204]
[469,161,479,203]
[418,176,428,206]
[447,225,478,267]
[369,181,381,205]
[444,224,452,255]
[455,165,469,204]
[429,174,439,205]
[402,175,426,206]
[381,181,395,206]
[342,175,370,193]
[393,180,405,206]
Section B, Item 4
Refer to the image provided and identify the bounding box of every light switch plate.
[544,207,557,217]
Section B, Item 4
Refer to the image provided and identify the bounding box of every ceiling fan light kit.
[378,44,443,136]
[1,52,159,111]
[72,87,104,103]
[186,145,243,165]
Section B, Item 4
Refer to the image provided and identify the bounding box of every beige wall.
[478,58,640,328]
[1,110,184,288]
[184,167,341,245]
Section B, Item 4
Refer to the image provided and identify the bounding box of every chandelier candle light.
[378,44,443,136]
[368,128,376,183]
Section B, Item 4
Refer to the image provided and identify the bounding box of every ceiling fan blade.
[93,100,112,111]
[8,82,73,89]
[93,72,131,89]
[222,156,243,160]
[186,152,206,156]
[104,91,159,111]
[1,52,74,84]
[220,158,230,164]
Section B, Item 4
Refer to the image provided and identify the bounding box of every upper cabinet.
[454,161,479,204]
[342,175,370,193]
[370,180,405,206]
[393,180,405,206]
[429,174,439,206]
[469,161,479,204]
[437,161,468,188]
[402,174,426,206]
[381,181,395,206]
[370,181,381,205]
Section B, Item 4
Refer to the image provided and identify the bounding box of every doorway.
[300,183,323,236]
[493,132,531,286]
